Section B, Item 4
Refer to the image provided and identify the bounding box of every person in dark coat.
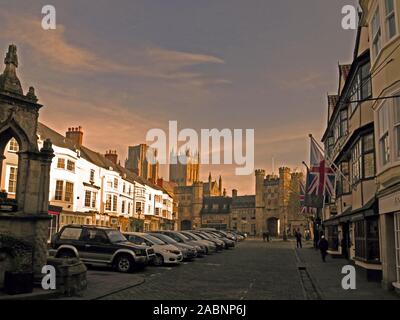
[318,235,329,262]
[295,229,302,248]
[262,232,266,242]
[265,231,270,242]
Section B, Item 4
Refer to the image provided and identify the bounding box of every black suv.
[51,225,155,273]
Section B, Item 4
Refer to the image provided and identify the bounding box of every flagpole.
[302,160,319,249]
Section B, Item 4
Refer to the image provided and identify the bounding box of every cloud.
[278,72,330,91]
[0,10,228,85]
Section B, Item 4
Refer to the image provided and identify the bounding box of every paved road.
[97,239,399,300]
[101,240,305,300]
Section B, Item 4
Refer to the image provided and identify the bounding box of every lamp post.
[137,206,143,232]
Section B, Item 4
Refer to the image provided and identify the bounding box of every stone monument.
[0,44,54,287]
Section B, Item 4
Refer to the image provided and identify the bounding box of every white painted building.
[0,123,177,238]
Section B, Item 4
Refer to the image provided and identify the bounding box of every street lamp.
[137,206,143,232]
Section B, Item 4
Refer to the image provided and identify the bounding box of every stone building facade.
[125,144,159,184]
[169,150,200,186]
[255,168,308,237]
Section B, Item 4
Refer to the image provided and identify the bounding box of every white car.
[124,232,183,266]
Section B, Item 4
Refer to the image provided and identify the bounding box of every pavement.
[294,243,399,300]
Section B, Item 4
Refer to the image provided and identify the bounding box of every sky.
[0,0,357,194]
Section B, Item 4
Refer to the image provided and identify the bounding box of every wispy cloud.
[0,11,228,86]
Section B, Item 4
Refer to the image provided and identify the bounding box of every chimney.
[66,126,83,147]
[232,189,238,198]
[105,150,118,165]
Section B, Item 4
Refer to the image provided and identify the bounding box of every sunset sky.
[0,0,357,194]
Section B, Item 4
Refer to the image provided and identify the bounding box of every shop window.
[395,213,400,284]
[327,226,339,251]
[354,218,380,262]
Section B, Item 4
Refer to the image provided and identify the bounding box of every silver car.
[180,231,217,254]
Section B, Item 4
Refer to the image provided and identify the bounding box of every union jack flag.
[307,137,336,199]
[300,180,316,214]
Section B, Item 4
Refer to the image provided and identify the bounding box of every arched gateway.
[266,217,280,237]
[0,45,54,286]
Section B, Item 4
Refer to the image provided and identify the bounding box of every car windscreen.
[181,232,195,240]
[195,233,208,240]
[174,233,190,241]
[185,232,201,240]
[150,233,177,244]
[143,234,165,245]
[106,230,127,243]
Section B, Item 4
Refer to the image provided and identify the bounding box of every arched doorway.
[181,220,192,230]
[267,218,279,237]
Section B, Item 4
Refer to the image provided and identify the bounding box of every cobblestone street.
[97,240,399,300]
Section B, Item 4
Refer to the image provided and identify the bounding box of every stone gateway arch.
[0,45,54,287]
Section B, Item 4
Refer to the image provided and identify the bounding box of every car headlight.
[134,249,146,256]
[167,250,181,255]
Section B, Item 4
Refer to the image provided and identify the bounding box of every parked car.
[124,232,183,266]
[229,230,245,241]
[180,231,217,254]
[200,229,235,249]
[51,225,154,273]
[191,230,225,250]
[156,231,207,256]
[148,232,197,261]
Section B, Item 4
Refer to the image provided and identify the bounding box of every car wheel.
[154,254,164,266]
[115,254,134,273]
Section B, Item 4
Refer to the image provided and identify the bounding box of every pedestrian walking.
[318,235,329,262]
[262,232,266,242]
[265,231,270,242]
[295,229,302,248]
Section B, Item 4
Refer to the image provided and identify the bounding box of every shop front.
[378,186,400,290]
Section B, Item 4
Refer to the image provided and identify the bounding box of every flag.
[305,136,336,208]
[300,180,316,214]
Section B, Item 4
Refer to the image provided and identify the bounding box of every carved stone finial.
[41,139,54,154]
[26,86,38,102]
[0,44,23,95]
[4,44,18,67]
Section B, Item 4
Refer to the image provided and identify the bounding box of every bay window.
[112,195,118,212]
[372,7,382,57]
[340,109,348,136]
[352,140,362,183]
[385,0,397,40]
[363,133,375,178]
[337,161,350,195]
[105,194,112,211]
[394,97,400,158]
[378,103,390,165]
